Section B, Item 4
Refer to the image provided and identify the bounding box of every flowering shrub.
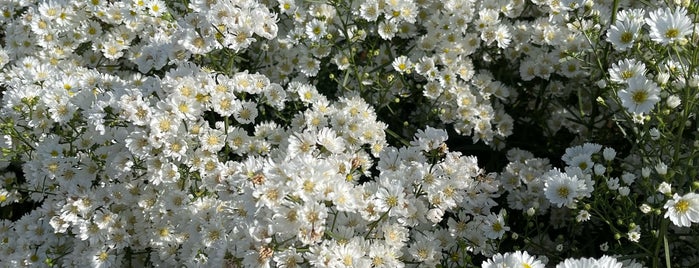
[1,0,698,267]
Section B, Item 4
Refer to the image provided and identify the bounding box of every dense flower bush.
[1,0,698,267]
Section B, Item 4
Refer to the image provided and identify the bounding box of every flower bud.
[526,207,536,216]
[666,95,681,109]
[655,162,667,176]
[657,181,671,195]
[602,147,616,161]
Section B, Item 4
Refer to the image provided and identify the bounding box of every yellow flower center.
[557,187,569,198]
[675,199,690,213]
[665,28,679,39]
[620,32,633,43]
[631,90,647,103]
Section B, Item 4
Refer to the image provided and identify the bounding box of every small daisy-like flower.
[482,251,545,268]
[609,58,646,84]
[305,19,326,41]
[576,210,591,222]
[627,230,641,242]
[618,76,660,114]
[664,192,699,227]
[482,211,510,239]
[543,168,585,208]
[646,7,694,45]
[606,19,641,51]
[391,55,412,74]
[377,20,398,40]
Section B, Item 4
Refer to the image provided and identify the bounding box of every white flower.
[602,147,616,161]
[606,19,641,51]
[621,172,636,185]
[609,58,646,84]
[576,210,591,222]
[666,95,682,109]
[377,20,398,40]
[618,186,630,196]
[426,207,444,224]
[646,7,694,45]
[543,168,585,208]
[410,126,448,151]
[482,211,510,239]
[391,55,412,74]
[556,255,623,268]
[305,19,326,41]
[359,0,380,21]
[482,251,545,268]
[618,76,660,114]
[655,161,668,176]
[664,192,699,227]
[627,230,641,242]
[607,177,620,190]
[658,181,672,195]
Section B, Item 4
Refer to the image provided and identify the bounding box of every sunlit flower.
[664,193,699,227]
[646,7,694,45]
[606,19,641,51]
[618,76,660,114]
[543,168,586,208]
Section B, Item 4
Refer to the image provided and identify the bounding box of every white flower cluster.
[249,0,525,145]
[483,251,644,268]
[2,0,699,266]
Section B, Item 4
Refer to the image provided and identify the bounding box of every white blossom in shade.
[593,164,606,176]
[607,177,620,191]
[627,225,641,242]
[618,76,660,114]
[655,161,668,176]
[407,231,440,266]
[543,168,586,208]
[664,193,699,227]
[618,186,630,196]
[576,210,591,222]
[646,7,694,45]
[649,128,660,140]
[602,147,616,161]
[482,211,510,239]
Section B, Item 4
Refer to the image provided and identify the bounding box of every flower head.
[646,7,694,45]
[618,76,660,114]
[543,168,585,208]
[664,192,699,227]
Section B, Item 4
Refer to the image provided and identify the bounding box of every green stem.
[654,219,669,268]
